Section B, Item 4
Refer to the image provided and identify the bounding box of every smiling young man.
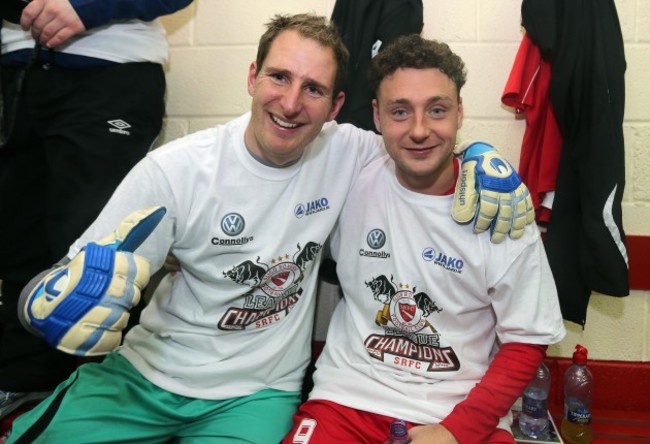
[9,16,533,444]
[378,66,460,195]
[245,28,346,166]
[282,35,565,444]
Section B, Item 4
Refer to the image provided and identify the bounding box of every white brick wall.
[159,0,650,361]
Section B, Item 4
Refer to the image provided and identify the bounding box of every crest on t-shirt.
[217,242,321,331]
[363,274,460,372]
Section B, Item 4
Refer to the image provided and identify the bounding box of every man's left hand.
[451,141,534,243]
[21,0,85,48]
[408,424,459,444]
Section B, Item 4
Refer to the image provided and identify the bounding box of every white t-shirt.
[1,19,168,64]
[69,113,384,399]
[311,155,566,427]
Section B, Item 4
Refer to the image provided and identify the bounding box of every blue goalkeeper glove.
[452,141,534,243]
[19,206,166,356]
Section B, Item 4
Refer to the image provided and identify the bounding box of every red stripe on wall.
[545,358,650,411]
[627,235,650,290]
[545,357,650,443]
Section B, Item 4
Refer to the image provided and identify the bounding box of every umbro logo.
[108,119,131,135]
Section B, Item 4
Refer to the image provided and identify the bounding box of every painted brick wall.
[158,0,650,362]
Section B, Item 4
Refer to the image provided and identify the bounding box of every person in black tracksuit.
[319,0,423,293]
[331,0,424,133]
[521,0,629,326]
[0,0,192,416]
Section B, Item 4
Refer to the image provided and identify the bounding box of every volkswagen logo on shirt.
[360,229,390,259]
[367,229,386,250]
[221,213,245,236]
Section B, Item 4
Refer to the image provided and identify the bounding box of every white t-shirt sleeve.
[487,231,566,345]
[67,156,176,272]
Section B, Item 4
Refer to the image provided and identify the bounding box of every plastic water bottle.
[384,419,411,444]
[561,344,593,443]
[519,361,551,438]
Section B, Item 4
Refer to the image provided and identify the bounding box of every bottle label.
[567,408,592,425]
[522,397,548,419]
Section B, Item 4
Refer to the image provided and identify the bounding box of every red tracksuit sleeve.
[440,342,547,443]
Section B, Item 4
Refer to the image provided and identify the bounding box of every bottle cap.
[390,419,408,437]
[573,344,588,364]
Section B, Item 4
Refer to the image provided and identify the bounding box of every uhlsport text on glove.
[451,141,534,243]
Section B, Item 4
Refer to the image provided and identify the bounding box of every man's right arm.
[18,155,177,355]
[66,156,176,270]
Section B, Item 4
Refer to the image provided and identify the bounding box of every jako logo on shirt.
[107,119,131,135]
[212,213,253,246]
[422,247,464,274]
[294,197,330,219]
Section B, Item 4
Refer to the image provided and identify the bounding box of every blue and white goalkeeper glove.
[19,206,167,356]
[452,141,534,243]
